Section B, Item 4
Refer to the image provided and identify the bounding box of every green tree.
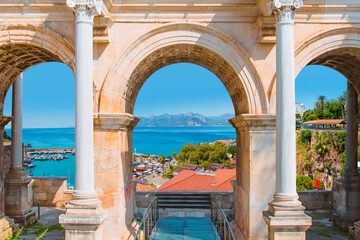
[296,113,302,119]
[227,145,236,158]
[302,109,317,122]
[172,152,177,158]
[312,134,331,189]
[316,95,327,110]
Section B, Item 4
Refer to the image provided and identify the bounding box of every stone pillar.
[0,116,17,239]
[59,1,105,239]
[333,81,360,229]
[229,114,277,239]
[93,113,139,239]
[263,1,311,239]
[5,74,36,227]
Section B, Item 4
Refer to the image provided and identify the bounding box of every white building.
[296,103,305,117]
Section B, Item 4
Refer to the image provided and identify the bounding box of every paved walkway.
[306,210,353,240]
[17,207,65,240]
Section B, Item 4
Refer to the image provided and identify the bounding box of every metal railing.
[135,198,159,240]
[211,199,236,240]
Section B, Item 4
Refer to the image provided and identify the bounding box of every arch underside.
[0,44,63,102]
[124,44,249,115]
[308,48,360,93]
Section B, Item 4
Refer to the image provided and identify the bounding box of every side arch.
[0,25,75,113]
[98,22,268,115]
[269,27,360,108]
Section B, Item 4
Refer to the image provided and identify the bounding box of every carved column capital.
[94,113,140,131]
[67,0,102,23]
[229,114,276,132]
[272,0,303,23]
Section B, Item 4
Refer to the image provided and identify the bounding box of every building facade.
[0,0,359,239]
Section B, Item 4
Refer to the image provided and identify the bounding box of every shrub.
[296,175,313,190]
[299,130,312,146]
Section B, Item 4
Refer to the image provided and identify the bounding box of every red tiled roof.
[156,169,236,191]
[303,119,345,124]
[214,140,231,145]
[136,183,156,191]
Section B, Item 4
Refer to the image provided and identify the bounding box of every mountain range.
[137,112,235,127]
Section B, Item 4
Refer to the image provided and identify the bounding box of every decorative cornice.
[0,116,12,128]
[67,0,102,23]
[272,0,303,24]
[94,113,140,131]
[256,16,276,44]
[229,114,276,132]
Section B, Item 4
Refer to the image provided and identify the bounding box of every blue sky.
[3,62,347,128]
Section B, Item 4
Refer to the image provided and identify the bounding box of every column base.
[0,215,19,239]
[4,169,36,227]
[263,194,312,240]
[59,197,106,240]
[332,176,360,230]
[350,220,360,240]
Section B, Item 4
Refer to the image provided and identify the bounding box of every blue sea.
[5,127,236,186]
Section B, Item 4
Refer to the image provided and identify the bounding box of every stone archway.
[95,22,276,240]
[0,25,75,114]
[293,27,360,230]
[0,24,75,235]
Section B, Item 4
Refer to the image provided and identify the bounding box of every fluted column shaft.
[11,74,23,171]
[67,0,102,200]
[345,81,358,178]
[273,0,303,203]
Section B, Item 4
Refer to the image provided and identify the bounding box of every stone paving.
[306,210,353,240]
[16,207,65,240]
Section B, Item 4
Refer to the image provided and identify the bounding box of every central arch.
[95,22,273,239]
[98,22,268,115]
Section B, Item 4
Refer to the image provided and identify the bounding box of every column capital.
[229,114,276,132]
[67,0,102,23]
[0,116,12,129]
[272,0,303,23]
[94,113,140,131]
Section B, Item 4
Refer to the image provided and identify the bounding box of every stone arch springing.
[0,25,75,114]
[98,22,268,116]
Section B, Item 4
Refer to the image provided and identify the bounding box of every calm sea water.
[5,127,236,186]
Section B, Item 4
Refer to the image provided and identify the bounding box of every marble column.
[345,81,359,178]
[263,1,311,239]
[59,1,105,239]
[0,116,16,239]
[5,74,36,227]
[93,113,140,239]
[333,81,360,229]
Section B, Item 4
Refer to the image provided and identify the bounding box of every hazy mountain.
[137,112,235,127]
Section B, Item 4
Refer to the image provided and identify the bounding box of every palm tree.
[338,91,347,120]
[315,95,327,110]
[312,134,331,190]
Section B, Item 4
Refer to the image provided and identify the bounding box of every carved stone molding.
[229,114,276,132]
[256,16,276,44]
[94,113,140,131]
[67,0,102,23]
[272,0,303,24]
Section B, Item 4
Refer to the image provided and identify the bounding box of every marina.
[24,148,75,168]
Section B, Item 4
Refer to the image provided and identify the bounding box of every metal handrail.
[211,199,236,240]
[135,198,159,240]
